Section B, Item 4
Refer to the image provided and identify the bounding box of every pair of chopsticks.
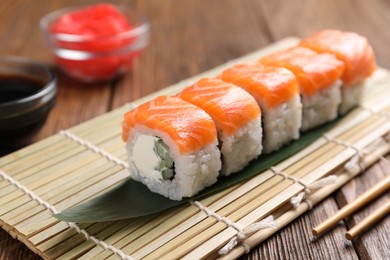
[313,174,390,240]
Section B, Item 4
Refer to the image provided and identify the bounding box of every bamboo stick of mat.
[345,199,390,240]
[313,174,390,236]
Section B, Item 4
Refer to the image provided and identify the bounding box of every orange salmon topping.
[122,96,217,154]
[179,78,261,135]
[220,63,299,108]
[300,29,376,86]
[260,46,345,96]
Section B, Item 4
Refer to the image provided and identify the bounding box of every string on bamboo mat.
[350,132,390,171]
[0,169,133,260]
[360,105,390,120]
[323,131,390,174]
[192,201,244,233]
[191,200,276,255]
[290,175,338,209]
[356,107,390,165]
[219,215,276,255]
[323,134,366,173]
[360,106,390,156]
[269,167,337,209]
[59,130,129,169]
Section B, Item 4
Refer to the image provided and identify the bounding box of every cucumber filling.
[153,138,175,180]
[133,135,175,180]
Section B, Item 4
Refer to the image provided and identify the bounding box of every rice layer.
[301,80,342,131]
[126,127,221,200]
[262,95,302,153]
[340,82,365,114]
[220,117,262,175]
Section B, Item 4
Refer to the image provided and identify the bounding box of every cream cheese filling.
[133,135,163,180]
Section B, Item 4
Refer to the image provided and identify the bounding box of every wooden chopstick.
[313,174,390,236]
[345,199,390,240]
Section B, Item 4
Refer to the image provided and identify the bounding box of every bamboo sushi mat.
[1,37,390,260]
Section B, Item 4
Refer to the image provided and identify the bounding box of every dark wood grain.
[259,0,390,68]
[111,0,273,108]
[0,0,389,259]
[243,198,359,260]
[0,231,40,260]
[335,158,390,260]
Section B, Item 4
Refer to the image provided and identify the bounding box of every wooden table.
[1,0,389,259]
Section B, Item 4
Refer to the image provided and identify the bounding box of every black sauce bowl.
[0,56,57,139]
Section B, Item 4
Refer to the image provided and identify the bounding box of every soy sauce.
[0,76,44,104]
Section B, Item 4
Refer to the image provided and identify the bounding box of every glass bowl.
[40,4,149,82]
[0,56,57,136]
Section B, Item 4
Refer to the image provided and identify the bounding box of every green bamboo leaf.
[54,119,339,223]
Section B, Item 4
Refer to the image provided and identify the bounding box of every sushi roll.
[179,78,262,176]
[260,47,345,131]
[300,29,376,114]
[122,96,221,200]
[220,63,302,153]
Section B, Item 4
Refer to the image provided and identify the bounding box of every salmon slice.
[122,96,217,154]
[178,78,261,135]
[220,63,302,153]
[219,62,299,108]
[259,46,345,96]
[300,29,376,86]
[178,78,262,175]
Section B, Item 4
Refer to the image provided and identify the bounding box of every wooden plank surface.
[0,0,389,259]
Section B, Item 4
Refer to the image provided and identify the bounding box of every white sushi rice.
[126,127,221,201]
[301,80,342,131]
[220,117,262,176]
[340,82,365,114]
[261,95,302,153]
